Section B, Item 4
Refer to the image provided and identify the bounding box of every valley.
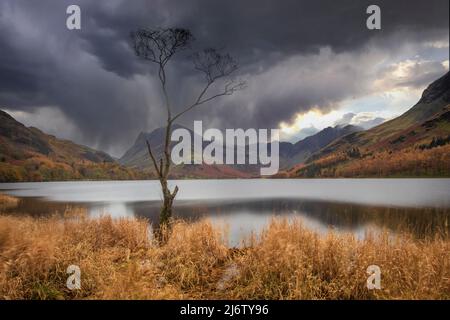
[1,71,449,182]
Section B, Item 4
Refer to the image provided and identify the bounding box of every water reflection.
[4,196,449,246]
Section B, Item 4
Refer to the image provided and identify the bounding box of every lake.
[1,179,449,246]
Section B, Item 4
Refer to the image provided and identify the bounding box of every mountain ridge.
[286,71,450,178]
[0,109,144,182]
[118,123,362,175]
[2,72,448,181]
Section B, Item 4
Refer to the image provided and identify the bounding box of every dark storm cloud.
[80,0,450,75]
[0,0,448,155]
[55,0,449,84]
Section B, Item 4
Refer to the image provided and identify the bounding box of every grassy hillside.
[286,72,450,178]
[0,110,147,182]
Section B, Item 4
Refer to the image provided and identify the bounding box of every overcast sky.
[0,0,448,157]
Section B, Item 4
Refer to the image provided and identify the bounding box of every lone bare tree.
[131,28,245,230]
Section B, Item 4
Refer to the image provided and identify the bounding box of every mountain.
[119,122,362,177]
[286,71,450,178]
[280,124,362,168]
[119,124,185,169]
[5,71,446,181]
[0,110,144,182]
[119,125,252,178]
[0,107,359,181]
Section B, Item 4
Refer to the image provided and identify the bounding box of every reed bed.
[0,194,19,210]
[0,207,448,299]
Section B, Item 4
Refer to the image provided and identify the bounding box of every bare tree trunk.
[148,152,178,242]
[145,120,178,242]
[158,172,178,226]
[150,106,179,242]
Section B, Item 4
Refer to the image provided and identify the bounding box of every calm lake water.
[1,179,449,246]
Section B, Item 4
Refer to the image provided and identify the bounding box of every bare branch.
[159,158,164,177]
[172,78,246,122]
[131,27,195,160]
[171,49,246,122]
[146,140,161,178]
[192,48,238,83]
[171,185,179,199]
[131,28,193,66]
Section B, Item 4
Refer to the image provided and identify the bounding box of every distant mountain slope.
[0,110,143,181]
[119,125,252,178]
[282,124,362,168]
[119,122,362,177]
[287,72,450,178]
[119,124,184,170]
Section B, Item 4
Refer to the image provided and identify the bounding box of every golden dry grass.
[0,194,19,210]
[0,210,448,300]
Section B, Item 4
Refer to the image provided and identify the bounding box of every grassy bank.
[0,194,19,210]
[0,208,448,299]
